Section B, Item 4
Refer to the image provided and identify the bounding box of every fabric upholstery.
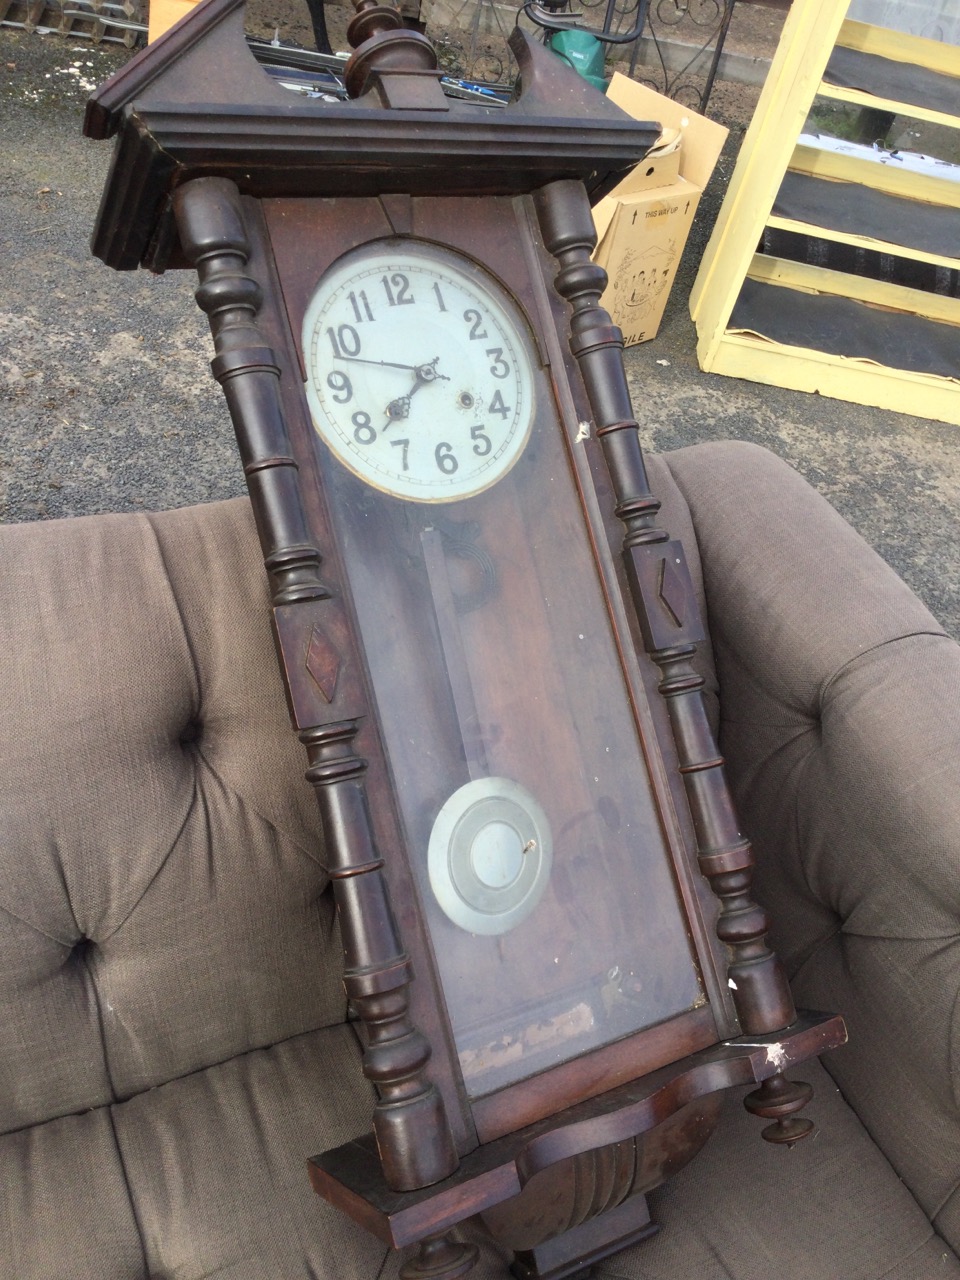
[113,1024,381,1279]
[628,1062,956,1280]
[1,501,345,1133]
[0,1107,145,1277]
[2,444,958,1278]
[659,441,960,1252]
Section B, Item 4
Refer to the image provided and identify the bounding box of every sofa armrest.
[659,441,960,1244]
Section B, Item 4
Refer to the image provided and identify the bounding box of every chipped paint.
[764,1041,788,1069]
[725,1039,789,1070]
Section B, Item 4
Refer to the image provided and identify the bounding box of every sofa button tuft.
[179,719,204,747]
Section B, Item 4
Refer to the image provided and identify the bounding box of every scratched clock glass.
[301,237,704,1100]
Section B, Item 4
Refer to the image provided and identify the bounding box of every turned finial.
[745,1073,815,1146]
[344,0,441,99]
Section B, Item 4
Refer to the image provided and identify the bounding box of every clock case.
[85,5,846,1277]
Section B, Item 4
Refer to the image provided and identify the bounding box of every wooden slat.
[687,0,849,348]
[746,252,960,325]
[817,79,960,132]
[789,142,960,211]
[836,17,960,80]
[692,0,960,424]
[700,332,960,426]
[765,212,960,273]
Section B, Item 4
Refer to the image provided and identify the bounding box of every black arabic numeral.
[348,290,374,323]
[327,324,361,358]
[485,347,510,379]
[488,390,510,420]
[435,442,458,475]
[463,309,488,340]
[326,371,353,404]
[470,425,492,457]
[382,273,414,306]
[391,438,410,471]
[352,411,376,445]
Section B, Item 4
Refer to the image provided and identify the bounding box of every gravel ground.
[1,32,246,520]
[3,23,960,638]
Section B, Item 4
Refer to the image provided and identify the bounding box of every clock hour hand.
[384,358,450,426]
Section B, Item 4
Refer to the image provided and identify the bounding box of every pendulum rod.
[421,526,490,781]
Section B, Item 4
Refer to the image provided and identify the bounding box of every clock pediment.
[84,0,659,272]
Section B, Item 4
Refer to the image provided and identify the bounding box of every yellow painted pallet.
[690,0,960,426]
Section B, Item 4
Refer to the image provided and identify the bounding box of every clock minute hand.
[335,354,421,372]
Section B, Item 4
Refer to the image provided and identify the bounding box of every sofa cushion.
[4,448,959,1279]
[0,1105,145,1277]
[113,1023,381,1280]
[7,1039,953,1280]
[0,500,344,1130]
[621,1060,960,1280]
[659,441,960,1250]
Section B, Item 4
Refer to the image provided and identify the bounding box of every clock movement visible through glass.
[301,239,705,1102]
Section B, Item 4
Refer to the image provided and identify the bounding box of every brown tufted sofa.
[3,440,959,1280]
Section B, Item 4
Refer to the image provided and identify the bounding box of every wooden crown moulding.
[83,0,660,272]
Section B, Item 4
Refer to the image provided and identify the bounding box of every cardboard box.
[148,0,198,42]
[593,75,728,346]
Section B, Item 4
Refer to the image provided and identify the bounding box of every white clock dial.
[302,241,537,502]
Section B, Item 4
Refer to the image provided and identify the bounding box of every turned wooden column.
[300,718,461,1189]
[174,175,460,1192]
[533,178,797,1039]
[173,177,327,609]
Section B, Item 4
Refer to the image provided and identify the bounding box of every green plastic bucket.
[547,28,608,93]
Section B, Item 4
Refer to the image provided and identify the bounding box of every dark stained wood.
[507,195,739,1042]
[88,2,848,1273]
[509,1193,658,1280]
[471,1005,717,1145]
[533,177,799,1039]
[174,173,460,1194]
[173,176,328,613]
[83,0,659,272]
[300,716,460,1190]
[307,1012,847,1248]
[400,1236,480,1280]
[237,194,478,1156]
[744,1072,815,1145]
[262,190,733,1140]
[483,1095,719,1275]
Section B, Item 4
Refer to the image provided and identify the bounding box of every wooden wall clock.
[85,5,846,1277]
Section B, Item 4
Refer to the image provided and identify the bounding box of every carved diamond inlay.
[305,624,341,703]
[657,554,686,629]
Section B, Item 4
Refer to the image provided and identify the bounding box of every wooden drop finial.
[745,1073,815,1146]
[399,1235,479,1280]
